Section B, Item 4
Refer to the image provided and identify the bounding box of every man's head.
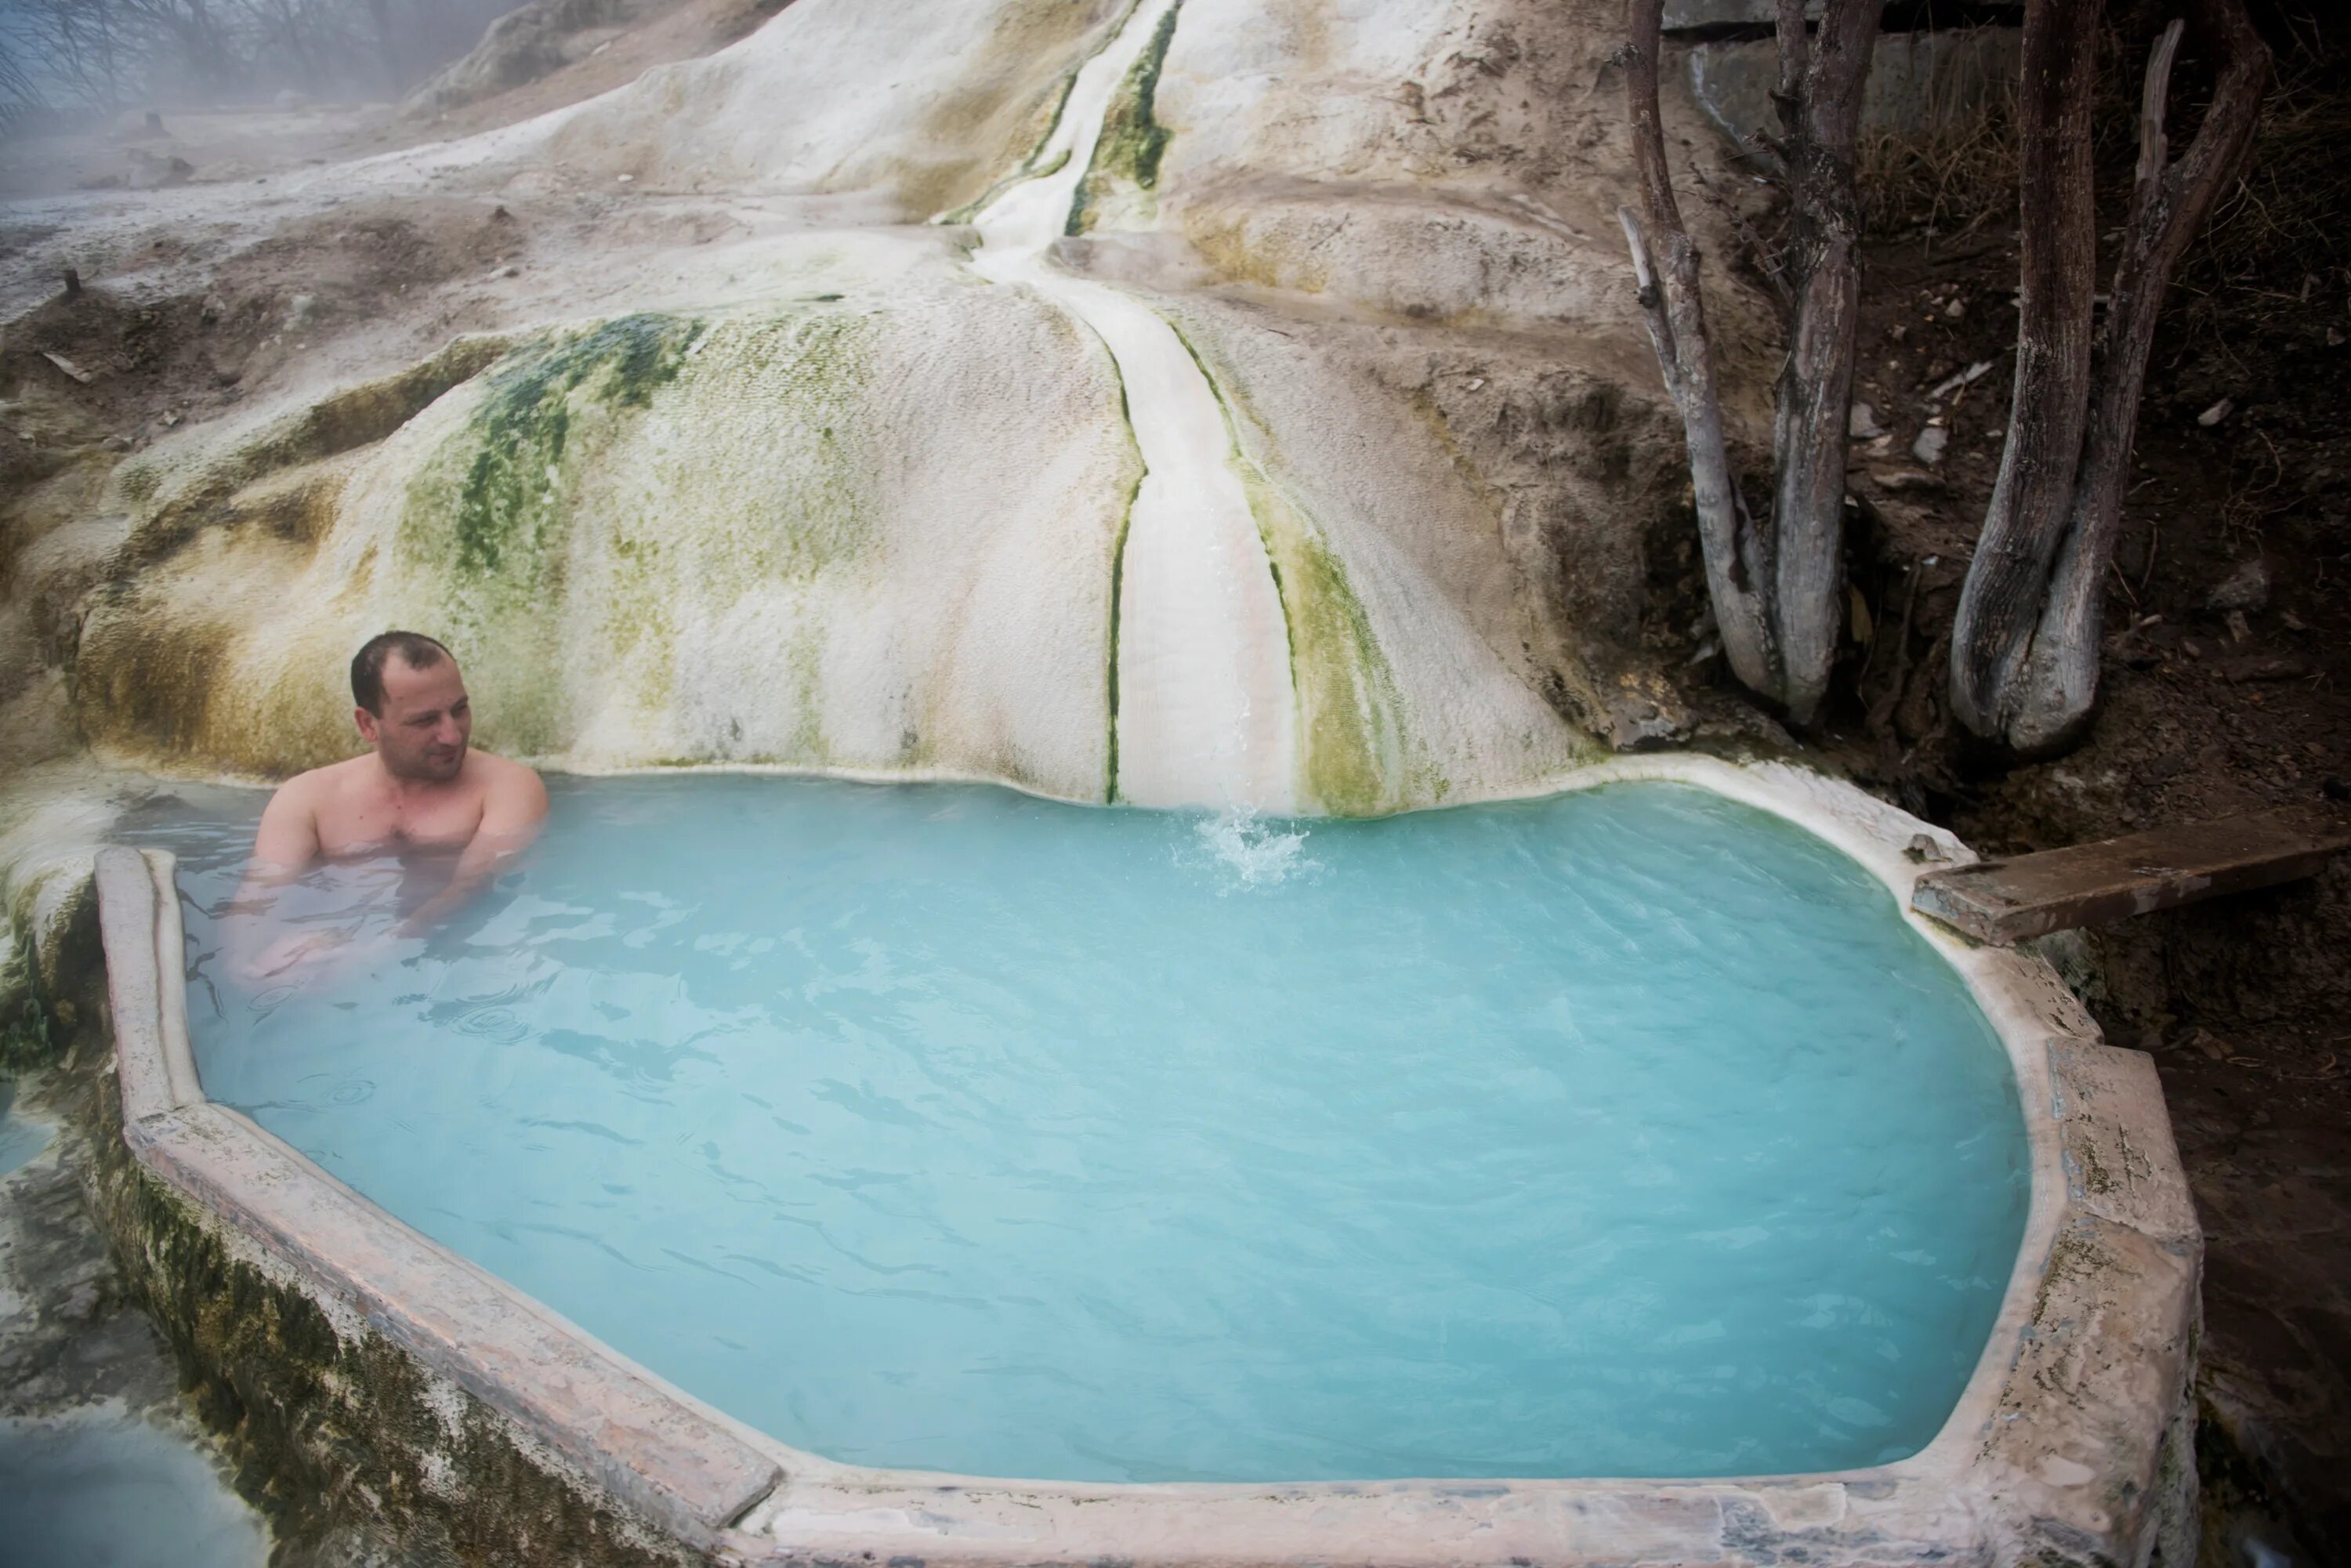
[350,631,470,782]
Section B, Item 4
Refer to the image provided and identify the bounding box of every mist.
[0,0,528,132]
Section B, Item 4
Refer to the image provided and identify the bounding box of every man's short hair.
[351,631,454,715]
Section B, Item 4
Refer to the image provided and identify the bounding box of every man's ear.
[354,706,380,744]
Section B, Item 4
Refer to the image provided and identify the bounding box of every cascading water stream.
[967,0,1298,813]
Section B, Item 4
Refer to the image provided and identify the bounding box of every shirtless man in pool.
[242,632,547,969]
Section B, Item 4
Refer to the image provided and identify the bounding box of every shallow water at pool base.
[0,1083,53,1178]
[128,775,2029,1485]
[0,1405,268,1568]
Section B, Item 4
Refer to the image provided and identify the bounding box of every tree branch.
[1621,0,1781,700]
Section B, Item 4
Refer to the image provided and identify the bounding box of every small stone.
[2226,609,2251,643]
[1848,400,1885,439]
[2197,397,2233,427]
[2206,557,2269,614]
[1943,296,1965,319]
[42,351,93,384]
[1911,425,1947,465]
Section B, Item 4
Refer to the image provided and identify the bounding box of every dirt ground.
[1661,7,2351,1558]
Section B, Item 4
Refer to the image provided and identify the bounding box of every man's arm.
[248,777,324,878]
[229,777,325,979]
[397,760,549,936]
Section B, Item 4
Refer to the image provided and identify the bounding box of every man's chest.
[318,791,482,855]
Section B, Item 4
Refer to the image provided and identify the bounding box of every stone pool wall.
[63,759,2208,1567]
[65,849,770,1566]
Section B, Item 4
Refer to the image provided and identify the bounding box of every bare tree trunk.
[1766,0,1882,722]
[1620,0,1882,725]
[1949,0,2103,740]
[1952,0,2269,755]
[1620,0,1780,702]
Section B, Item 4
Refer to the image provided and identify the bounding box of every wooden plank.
[1911,806,2351,945]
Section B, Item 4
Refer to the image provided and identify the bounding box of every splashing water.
[1191,807,1316,891]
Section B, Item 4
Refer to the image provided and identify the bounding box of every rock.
[1871,467,1946,493]
[1848,400,1885,439]
[1905,833,1950,865]
[2208,557,2269,614]
[125,149,194,189]
[2222,656,2309,684]
[1911,425,1948,465]
[2197,397,2234,426]
[1663,0,1819,25]
[1687,27,2021,147]
[1925,360,1994,401]
[40,353,93,385]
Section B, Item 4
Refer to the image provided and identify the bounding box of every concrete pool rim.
[89,754,2201,1565]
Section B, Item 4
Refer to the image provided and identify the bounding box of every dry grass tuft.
[2179,10,2351,302]
[1857,110,2020,241]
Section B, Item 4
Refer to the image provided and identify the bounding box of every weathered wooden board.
[1911,806,2351,945]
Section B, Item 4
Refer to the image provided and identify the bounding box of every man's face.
[355,654,473,783]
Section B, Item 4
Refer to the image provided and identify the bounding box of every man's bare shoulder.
[465,748,538,780]
[466,750,549,820]
[465,749,544,791]
[269,755,372,806]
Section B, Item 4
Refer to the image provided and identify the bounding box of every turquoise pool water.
[128,777,2028,1484]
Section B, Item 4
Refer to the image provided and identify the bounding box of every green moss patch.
[449,315,704,578]
[1067,1,1181,236]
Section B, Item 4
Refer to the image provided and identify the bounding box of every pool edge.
[86,758,2203,1566]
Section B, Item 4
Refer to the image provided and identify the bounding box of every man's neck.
[371,751,461,802]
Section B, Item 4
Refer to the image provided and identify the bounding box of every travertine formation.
[5,0,1785,830]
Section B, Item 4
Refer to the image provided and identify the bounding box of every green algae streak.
[451,315,705,577]
[1155,318,1434,814]
[1066,1,1180,236]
